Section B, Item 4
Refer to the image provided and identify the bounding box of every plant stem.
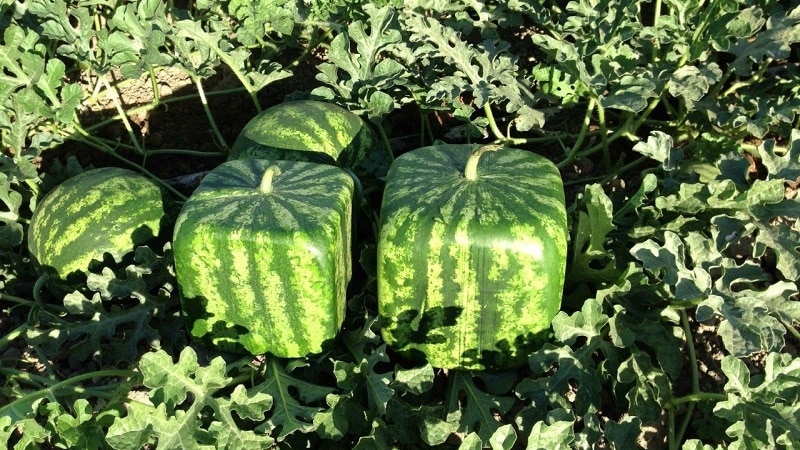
[373,121,395,163]
[631,92,665,134]
[178,28,262,112]
[558,97,597,169]
[677,1,720,69]
[5,283,64,314]
[722,57,773,97]
[595,101,611,170]
[32,273,49,305]
[778,316,800,341]
[464,144,501,180]
[259,166,281,194]
[563,174,606,187]
[0,323,26,352]
[148,65,161,107]
[651,0,662,62]
[681,310,700,395]
[0,367,53,389]
[483,103,506,141]
[83,87,250,135]
[101,76,145,155]
[84,135,223,159]
[668,309,732,449]
[0,293,37,308]
[287,28,332,69]
[72,129,188,201]
[670,309,699,450]
[508,131,595,147]
[561,113,635,169]
[600,155,651,185]
[0,369,141,418]
[144,148,225,158]
[192,75,229,152]
[668,391,728,407]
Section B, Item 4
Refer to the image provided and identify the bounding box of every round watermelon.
[228,100,381,177]
[28,167,166,282]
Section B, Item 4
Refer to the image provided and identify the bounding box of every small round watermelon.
[228,100,380,176]
[28,167,166,282]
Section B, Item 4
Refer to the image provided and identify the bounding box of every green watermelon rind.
[173,158,354,357]
[27,167,165,282]
[377,144,568,370]
[228,100,379,175]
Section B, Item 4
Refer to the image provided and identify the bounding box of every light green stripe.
[493,226,551,351]
[448,223,478,368]
[424,219,446,313]
[253,233,299,356]
[225,229,262,351]
[178,226,228,339]
[287,233,333,354]
[38,186,161,276]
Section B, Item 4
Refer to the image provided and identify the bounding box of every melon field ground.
[1,1,800,449]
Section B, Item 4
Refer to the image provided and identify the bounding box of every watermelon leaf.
[227,0,297,43]
[713,353,800,446]
[726,5,800,77]
[313,5,405,121]
[445,371,516,442]
[42,399,108,450]
[756,129,800,182]
[25,244,181,367]
[631,131,682,171]
[603,416,643,450]
[522,343,605,419]
[333,346,394,416]
[311,393,352,440]
[110,347,276,450]
[524,419,575,450]
[631,231,713,303]
[565,183,621,307]
[173,19,290,97]
[105,0,174,78]
[551,297,609,346]
[0,173,24,249]
[392,363,434,395]
[105,402,154,450]
[488,424,517,450]
[335,322,396,416]
[251,358,335,440]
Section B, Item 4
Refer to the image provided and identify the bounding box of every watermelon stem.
[464,145,502,181]
[373,121,395,163]
[259,166,282,194]
[32,274,49,305]
[483,103,506,142]
[72,127,189,201]
[100,76,145,156]
[192,75,229,151]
